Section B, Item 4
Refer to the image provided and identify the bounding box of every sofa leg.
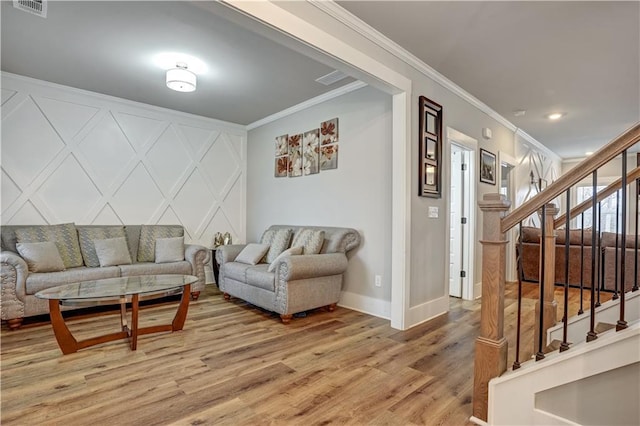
[327,303,337,312]
[280,314,293,324]
[223,293,231,300]
[190,291,201,301]
[7,318,23,330]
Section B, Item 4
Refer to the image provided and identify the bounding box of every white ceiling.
[2,1,638,159]
[0,1,354,126]
[338,1,640,158]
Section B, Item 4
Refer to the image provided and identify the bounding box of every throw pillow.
[235,243,270,265]
[137,225,183,262]
[291,229,325,255]
[267,246,303,272]
[16,241,66,272]
[93,237,132,267]
[155,236,185,263]
[78,226,127,267]
[15,223,84,268]
[260,228,293,263]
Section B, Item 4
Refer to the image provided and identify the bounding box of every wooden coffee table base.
[48,284,191,355]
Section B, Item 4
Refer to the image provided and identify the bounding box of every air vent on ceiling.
[315,70,348,86]
[13,0,47,18]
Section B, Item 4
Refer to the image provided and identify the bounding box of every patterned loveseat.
[216,225,360,323]
[1,223,209,329]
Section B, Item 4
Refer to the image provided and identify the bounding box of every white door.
[449,145,465,297]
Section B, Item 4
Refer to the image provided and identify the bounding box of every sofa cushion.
[137,225,184,262]
[260,228,293,263]
[601,232,637,248]
[16,241,66,273]
[94,237,132,267]
[291,229,325,255]
[246,264,275,291]
[155,237,185,263]
[15,223,84,268]
[268,246,303,272]
[119,261,192,277]
[224,261,252,282]
[235,243,270,265]
[25,266,121,295]
[556,228,593,245]
[78,226,127,267]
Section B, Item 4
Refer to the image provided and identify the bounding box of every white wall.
[232,1,532,326]
[1,73,247,249]
[247,86,393,318]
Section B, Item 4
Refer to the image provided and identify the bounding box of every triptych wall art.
[275,118,339,178]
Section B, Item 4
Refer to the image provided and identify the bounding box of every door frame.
[499,151,518,283]
[446,128,477,300]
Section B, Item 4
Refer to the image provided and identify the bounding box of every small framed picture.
[480,149,497,185]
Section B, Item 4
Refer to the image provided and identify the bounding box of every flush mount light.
[585,151,594,156]
[166,62,196,92]
[546,112,565,120]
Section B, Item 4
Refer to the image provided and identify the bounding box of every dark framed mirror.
[418,96,443,197]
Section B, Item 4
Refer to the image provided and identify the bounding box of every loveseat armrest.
[277,253,348,281]
[184,244,210,292]
[1,251,28,321]
[216,244,247,265]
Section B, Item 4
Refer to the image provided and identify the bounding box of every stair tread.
[595,322,616,333]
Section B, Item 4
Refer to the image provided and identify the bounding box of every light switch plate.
[428,206,439,218]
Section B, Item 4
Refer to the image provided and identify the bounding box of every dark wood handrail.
[554,166,640,228]
[501,122,640,233]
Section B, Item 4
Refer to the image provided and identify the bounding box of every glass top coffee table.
[36,275,198,355]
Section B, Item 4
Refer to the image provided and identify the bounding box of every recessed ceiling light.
[546,112,565,120]
[585,151,593,156]
[513,109,526,117]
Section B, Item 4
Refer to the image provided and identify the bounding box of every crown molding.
[308,0,520,135]
[246,80,367,130]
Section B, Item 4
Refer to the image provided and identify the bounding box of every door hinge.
[461,163,467,171]
[460,270,466,278]
[461,217,467,224]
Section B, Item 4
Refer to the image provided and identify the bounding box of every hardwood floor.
[0,283,612,425]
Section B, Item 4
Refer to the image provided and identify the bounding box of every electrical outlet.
[374,275,382,287]
[428,206,439,218]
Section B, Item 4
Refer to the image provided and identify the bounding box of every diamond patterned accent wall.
[1,73,247,247]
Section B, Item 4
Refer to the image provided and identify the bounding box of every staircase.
[471,123,640,425]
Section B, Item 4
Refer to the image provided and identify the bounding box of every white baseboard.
[338,291,391,320]
[474,281,482,299]
[406,296,449,328]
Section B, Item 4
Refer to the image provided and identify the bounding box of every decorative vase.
[213,232,223,248]
[223,232,232,245]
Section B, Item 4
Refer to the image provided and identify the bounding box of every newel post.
[535,203,559,352]
[473,193,511,422]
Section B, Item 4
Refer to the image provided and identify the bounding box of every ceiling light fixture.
[166,62,196,92]
[546,112,565,120]
[585,151,594,156]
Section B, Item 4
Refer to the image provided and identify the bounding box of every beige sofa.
[1,224,210,329]
[216,225,360,323]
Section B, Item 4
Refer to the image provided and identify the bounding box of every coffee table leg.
[172,283,191,331]
[131,294,139,350]
[48,299,78,354]
[120,298,129,333]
